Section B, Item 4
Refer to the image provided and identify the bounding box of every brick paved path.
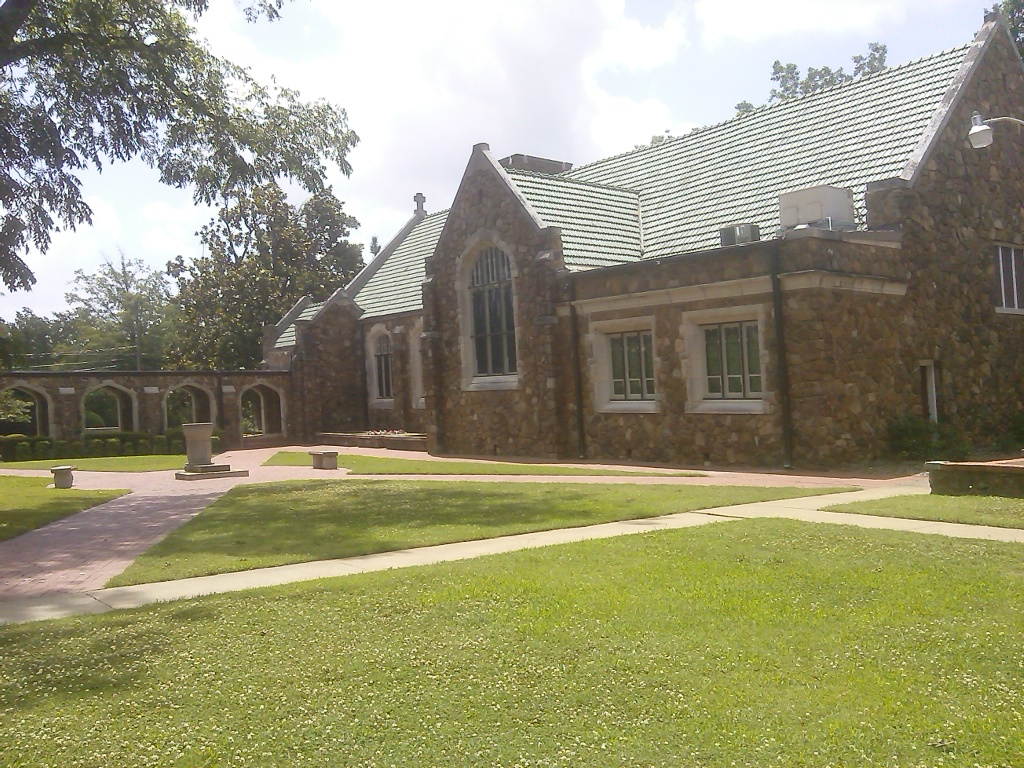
[0,490,223,599]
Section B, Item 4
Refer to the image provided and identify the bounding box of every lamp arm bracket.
[984,116,1024,128]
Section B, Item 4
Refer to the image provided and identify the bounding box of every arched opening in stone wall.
[83,384,137,433]
[164,385,213,431]
[239,384,284,437]
[0,386,50,437]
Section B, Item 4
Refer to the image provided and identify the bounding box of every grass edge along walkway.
[826,492,1024,530]
[263,451,703,476]
[107,480,847,587]
[0,454,187,472]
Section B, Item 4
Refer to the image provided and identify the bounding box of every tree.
[734,100,756,117]
[64,251,170,369]
[769,43,887,103]
[167,183,364,369]
[0,390,30,422]
[994,2,1024,55]
[0,0,358,293]
[1,308,54,368]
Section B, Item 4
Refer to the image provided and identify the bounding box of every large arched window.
[469,247,517,376]
[374,334,393,400]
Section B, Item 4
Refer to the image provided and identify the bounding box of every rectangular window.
[609,331,655,400]
[997,245,1024,309]
[703,321,761,399]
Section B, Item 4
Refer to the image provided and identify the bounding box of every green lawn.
[0,476,127,542]
[0,454,187,472]
[108,480,841,586]
[264,451,701,476]
[827,493,1024,529]
[4,520,1024,766]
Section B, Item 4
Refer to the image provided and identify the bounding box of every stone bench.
[50,465,77,489]
[309,450,339,470]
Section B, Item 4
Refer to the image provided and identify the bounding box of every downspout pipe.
[568,278,586,459]
[770,244,795,469]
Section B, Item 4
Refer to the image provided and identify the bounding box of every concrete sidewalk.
[5,474,1023,626]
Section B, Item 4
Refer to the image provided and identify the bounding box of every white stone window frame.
[588,316,660,414]
[682,304,769,415]
[995,244,1024,315]
[365,323,395,409]
[409,318,426,410]
[456,234,521,392]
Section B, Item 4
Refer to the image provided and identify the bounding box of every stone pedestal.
[175,422,249,481]
[50,465,76,489]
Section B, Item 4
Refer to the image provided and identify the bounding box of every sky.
[0,0,986,320]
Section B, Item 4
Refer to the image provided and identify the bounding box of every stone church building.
[7,14,1021,467]
[259,13,1024,467]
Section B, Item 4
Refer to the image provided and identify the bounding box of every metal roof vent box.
[779,185,856,231]
[719,223,761,247]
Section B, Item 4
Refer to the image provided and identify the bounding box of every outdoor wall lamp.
[969,111,1024,148]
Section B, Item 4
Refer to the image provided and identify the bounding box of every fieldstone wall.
[289,299,368,438]
[422,148,570,458]
[867,25,1024,446]
[361,312,428,434]
[569,236,911,467]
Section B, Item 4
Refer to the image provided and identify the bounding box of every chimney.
[499,154,574,174]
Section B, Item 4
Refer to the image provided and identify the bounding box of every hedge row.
[0,431,223,462]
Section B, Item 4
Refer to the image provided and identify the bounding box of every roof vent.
[499,154,573,174]
[779,185,855,231]
[719,223,761,247]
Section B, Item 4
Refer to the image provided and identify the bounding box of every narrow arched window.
[374,334,393,399]
[469,247,517,376]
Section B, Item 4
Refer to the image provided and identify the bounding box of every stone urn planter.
[182,422,215,468]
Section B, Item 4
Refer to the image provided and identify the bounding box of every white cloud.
[694,0,963,46]
[0,196,124,318]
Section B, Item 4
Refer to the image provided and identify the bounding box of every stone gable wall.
[868,26,1024,445]
[422,160,569,458]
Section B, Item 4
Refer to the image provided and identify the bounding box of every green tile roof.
[561,45,970,260]
[505,169,642,269]
[273,300,326,349]
[353,209,449,318]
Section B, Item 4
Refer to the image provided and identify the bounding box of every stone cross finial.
[414,192,426,215]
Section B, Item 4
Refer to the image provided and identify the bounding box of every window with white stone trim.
[469,247,517,376]
[702,321,762,400]
[682,305,769,415]
[588,316,659,413]
[366,325,394,408]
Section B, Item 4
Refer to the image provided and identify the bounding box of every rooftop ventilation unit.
[719,223,761,247]
[779,185,855,231]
